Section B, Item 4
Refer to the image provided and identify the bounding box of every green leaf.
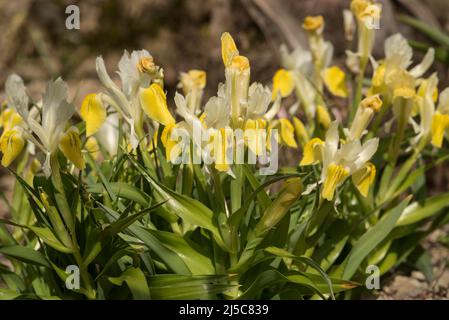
[399,15,449,48]
[87,182,150,206]
[98,203,191,275]
[237,269,355,300]
[151,230,215,275]
[148,274,234,300]
[264,246,335,299]
[29,226,74,254]
[127,154,226,250]
[0,288,21,300]
[342,197,411,280]
[412,246,433,282]
[0,245,50,268]
[396,192,449,226]
[0,219,73,254]
[108,267,151,300]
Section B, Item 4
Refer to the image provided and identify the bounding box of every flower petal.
[139,84,175,126]
[431,112,449,148]
[221,32,239,67]
[321,163,349,201]
[0,128,25,167]
[80,94,107,137]
[279,118,297,148]
[272,69,295,100]
[323,66,348,98]
[317,105,332,129]
[59,127,85,169]
[300,137,324,166]
[352,162,376,197]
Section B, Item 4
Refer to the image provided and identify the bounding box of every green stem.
[50,155,96,299]
[349,57,368,122]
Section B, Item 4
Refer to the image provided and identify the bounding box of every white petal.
[343,9,355,41]
[174,92,198,127]
[354,138,378,170]
[410,48,434,78]
[96,113,119,156]
[385,34,413,70]
[325,121,339,156]
[345,50,360,74]
[247,82,271,118]
[322,41,334,69]
[322,121,339,175]
[96,56,131,117]
[438,87,449,114]
[204,96,230,129]
[5,74,29,119]
[265,97,281,121]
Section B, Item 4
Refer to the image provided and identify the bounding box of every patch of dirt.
[376,229,449,300]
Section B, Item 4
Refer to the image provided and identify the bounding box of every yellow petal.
[80,94,106,137]
[371,63,386,87]
[292,116,309,146]
[214,128,232,172]
[0,129,25,167]
[322,163,349,201]
[272,69,295,100]
[85,137,101,159]
[316,105,332,129]
[0,108,23,131]
[300,137,324,166]
[161,123,182,162]
[431,112,449,148]
[278,118,297,148]
[244,119,267,156]
[323,66,348,98]
[221,32,239,67]
[140,84,175,126]
[352,162,376,197]
[59,128,85,169]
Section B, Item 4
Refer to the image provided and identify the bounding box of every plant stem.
[349,56,368,122]
[50,155,96,299]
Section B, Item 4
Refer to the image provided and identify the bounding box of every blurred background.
[1,0,449,299]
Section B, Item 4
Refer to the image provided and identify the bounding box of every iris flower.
[301,121,378,200]
[2,74,83,176]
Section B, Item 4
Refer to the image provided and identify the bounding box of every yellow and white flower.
[370,33,434,100]
[410,73,438,145]
[300,121,378,200]
[95,50,174,149]
[3,75,83,176]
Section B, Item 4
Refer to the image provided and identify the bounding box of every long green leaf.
[0,245,50,268]
[342,197,411,280]
[108,267,151,300]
